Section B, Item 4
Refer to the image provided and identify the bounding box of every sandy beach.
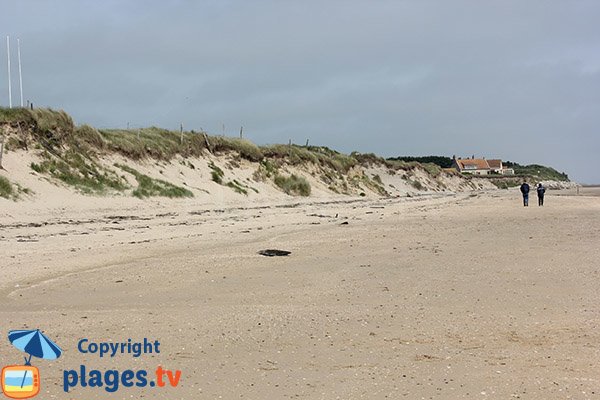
[0,189,598,399]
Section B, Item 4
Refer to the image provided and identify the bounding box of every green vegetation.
[0,108,75,151]
[100,128,186,160]
[491,179,521,189]
[410,179,424,190]
[350,174,388,196]
[30,108,74,138]
[351,152,385,166]
[252,159,313,197]
[212,137,263,162]
[30,151,127,194]
[0,176,14,199]
[261,144,357,174]
[75,124,106,149]
[252,160,279,182]
[504,161,569,181]
[208,161,224,184]
[116,164,193,198]
[226,179,259,195]
[388,155,454,168]
[5,136,25,151]
[420,163,442,177]
[274,174,311,196]
[98,128,260,162]
[0,176,32,200]
[1,108,571,201]
[209,160,257,195]
[0,107,34,124]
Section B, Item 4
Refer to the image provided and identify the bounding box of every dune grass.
[116,164,193,198]
[208,161,224,184]
[31,151,128,194]
[0,176,32,200]
[274,174,311,196]
[74,124,106,149]
[6,107,554,199]
[0,176,14,199]
[212,137,263,162]
[208,161,257,195]
[252,160,279,182]
[420,162,442,177]
[0,108,35,125]
[30,108,74,135]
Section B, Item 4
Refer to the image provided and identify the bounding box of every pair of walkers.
[520,181,545,206]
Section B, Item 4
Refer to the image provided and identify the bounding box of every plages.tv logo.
[63,338,182,393]
[1,329,62,399]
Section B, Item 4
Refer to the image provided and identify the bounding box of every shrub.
[0,176,14,199]
[274,174,311,196]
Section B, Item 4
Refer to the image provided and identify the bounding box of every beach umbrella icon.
[6,329,61,392]
[8,329,62,365]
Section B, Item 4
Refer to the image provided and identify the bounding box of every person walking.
[537,183,546,206]
[520,181,530,207]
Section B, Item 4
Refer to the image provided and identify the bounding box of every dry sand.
[0,189,599,399]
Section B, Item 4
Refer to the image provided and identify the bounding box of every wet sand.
[553,186,600,197]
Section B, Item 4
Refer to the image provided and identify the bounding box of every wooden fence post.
[203,132,212,153]
[0,134,5,169]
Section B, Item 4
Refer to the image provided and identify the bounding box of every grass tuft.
[0,176,31,200]
[31,151,128,194]
[208,161,224,184]
[116,164,193,198]
[0,176,14,199]
[274,174,311,196]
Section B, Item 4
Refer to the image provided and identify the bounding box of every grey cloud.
[1,0,598,182]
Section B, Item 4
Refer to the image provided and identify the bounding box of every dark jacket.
[520,183,530,195]
[537,186,546,197]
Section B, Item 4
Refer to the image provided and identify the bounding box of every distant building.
[452,156,490,175]
[452,156,514,175]
[487,159,503,173]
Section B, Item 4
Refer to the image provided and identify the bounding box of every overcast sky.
[2,1,599,183]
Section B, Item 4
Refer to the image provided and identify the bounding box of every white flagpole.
[17,38,23,108]
[6,36,12,108]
